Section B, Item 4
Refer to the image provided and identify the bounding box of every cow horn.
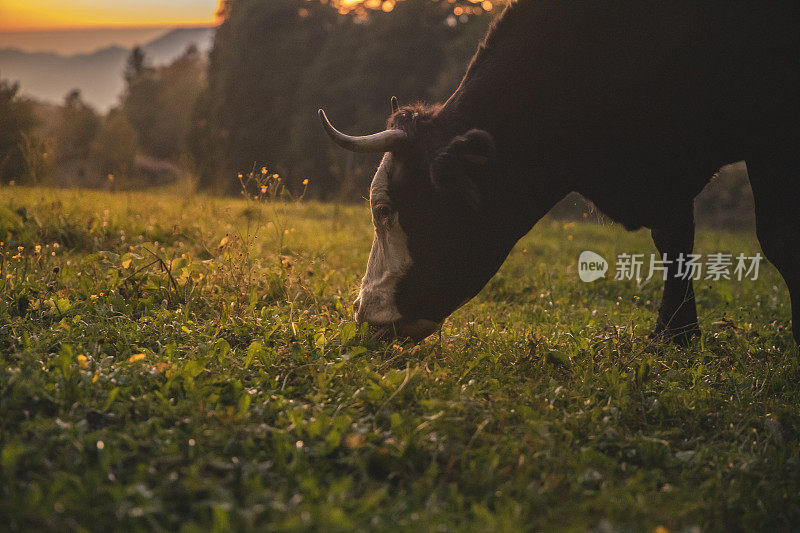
[318,109,407,153]
[391,96,400,113]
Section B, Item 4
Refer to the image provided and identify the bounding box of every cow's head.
[319,98,517,341]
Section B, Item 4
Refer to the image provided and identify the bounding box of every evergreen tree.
[124,46,148,86]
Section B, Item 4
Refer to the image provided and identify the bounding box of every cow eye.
[372,203,393,226]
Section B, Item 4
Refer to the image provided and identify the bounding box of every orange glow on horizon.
[0,1,224,32]
[331,0,492,16]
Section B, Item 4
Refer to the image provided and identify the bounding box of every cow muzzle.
[353,297,440,341]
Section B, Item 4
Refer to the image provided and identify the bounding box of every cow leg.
[747,154,800,345]
[650,205,699,343]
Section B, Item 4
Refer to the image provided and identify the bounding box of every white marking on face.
[355,153,413,325]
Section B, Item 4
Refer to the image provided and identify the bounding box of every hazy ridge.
[0,27,215,110]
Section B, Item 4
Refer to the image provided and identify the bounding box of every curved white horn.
[318,109,407,153]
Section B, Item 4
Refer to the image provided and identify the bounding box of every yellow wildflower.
[260,185,268,194]
[128,353,146,363]
[261,167,268,175]
[107,174,114,182]
[77,354,89,369]
[34,245,41,254]
[302,178,309,186]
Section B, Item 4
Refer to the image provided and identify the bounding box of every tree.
[0,79,40,184]
[54,89,100,163]
[192,0,335,193]
[122,48,160,158]
[91,110,138,180]
[123,46,205,161]
[124,46,148,86]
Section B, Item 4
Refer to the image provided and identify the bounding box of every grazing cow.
[319,1,800,343]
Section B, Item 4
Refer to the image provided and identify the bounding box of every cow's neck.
[438,6,568,238]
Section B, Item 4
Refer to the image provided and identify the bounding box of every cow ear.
[430,129,495,210]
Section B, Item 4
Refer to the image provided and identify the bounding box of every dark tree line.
[190,0,493,197]
[1,0,494,192]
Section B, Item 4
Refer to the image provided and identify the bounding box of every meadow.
[1,185,798,531]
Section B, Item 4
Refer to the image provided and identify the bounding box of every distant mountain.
[140,28,214,62]
[0,27,215,111]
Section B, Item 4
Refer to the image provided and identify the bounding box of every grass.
[1,185,798,531]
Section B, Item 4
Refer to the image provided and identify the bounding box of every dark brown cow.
[320,1,800,343]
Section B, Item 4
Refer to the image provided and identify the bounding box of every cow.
[319,1,800,344]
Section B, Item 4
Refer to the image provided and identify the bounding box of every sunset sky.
[0,0,223,31]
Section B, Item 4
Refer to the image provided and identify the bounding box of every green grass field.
[1,186,798,531]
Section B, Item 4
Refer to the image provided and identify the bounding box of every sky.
[0,0,222,32]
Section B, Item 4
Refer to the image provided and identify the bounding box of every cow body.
[321,1,800,343]
[444,2,799,229]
